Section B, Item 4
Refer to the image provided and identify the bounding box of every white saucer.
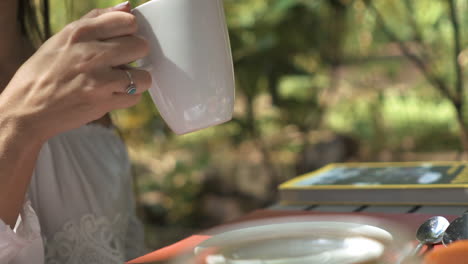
[195,221,393,264]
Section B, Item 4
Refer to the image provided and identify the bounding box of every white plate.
[195,221,393,264]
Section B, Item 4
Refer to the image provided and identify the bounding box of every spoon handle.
[411,243,425,256]
[395,243,424,264]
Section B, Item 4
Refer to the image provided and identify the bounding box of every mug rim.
[132,0,161,10]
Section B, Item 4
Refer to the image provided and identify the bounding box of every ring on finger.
[124,70,137,95]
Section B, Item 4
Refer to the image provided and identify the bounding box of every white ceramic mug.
[132,0,235,135]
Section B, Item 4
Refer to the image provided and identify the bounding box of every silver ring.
[124,70,137,95]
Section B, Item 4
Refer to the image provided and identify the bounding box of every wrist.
[0,99,47,148]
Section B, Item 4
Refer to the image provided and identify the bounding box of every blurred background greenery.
[49,0,468,249]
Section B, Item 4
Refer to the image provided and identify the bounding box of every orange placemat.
[126,235,211,263]
[424,240,468,264]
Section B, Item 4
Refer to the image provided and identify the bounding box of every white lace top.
[0,125,146,264]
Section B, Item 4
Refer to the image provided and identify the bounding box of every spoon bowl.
[412,216,449,255]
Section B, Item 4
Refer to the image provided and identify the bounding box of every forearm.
[0,108,43,227]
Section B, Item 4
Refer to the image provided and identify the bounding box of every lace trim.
[0,199,42,262]
[44,213,129,264]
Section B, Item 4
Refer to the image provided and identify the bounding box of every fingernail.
[114,1,130,9]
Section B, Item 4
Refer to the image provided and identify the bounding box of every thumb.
[82,1,132,19]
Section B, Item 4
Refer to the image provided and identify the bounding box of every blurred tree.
[364,0,468,156]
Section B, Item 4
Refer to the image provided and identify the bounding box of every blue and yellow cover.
[279,162,468,205]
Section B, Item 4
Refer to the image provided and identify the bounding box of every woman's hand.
[0,2,151,143]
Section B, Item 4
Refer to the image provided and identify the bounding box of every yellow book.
[279,161,468,206]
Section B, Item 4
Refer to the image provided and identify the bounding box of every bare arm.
[0,109,43,227]
[0,2,151,227]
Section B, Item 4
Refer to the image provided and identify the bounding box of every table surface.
[128,204,468,263]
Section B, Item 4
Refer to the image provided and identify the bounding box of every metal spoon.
[442,212,468,246]
[412,216,450,255]
[395,216,449,264]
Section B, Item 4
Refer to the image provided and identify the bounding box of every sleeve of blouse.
[0,199,44,263]
[124,180,148,260]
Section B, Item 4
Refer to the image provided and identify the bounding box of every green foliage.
[327,93,459,151]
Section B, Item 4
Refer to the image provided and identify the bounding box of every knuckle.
[85,8,103,18]
[138,37,150,57]
[73,44,102,72]
[121,13,138,33]
[79,89,96,104]
[87,75,101,90]
[75,52,98,72]
[77,75,100,101]
[74,60,90,73]
[64,21,79,37]
[75,61,90,73]
[67,21,92,43]
[140,71,152,89]
[65,20,80,32]
[92,26,105,40]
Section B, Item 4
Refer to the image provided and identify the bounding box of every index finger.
[76,11,138,41]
